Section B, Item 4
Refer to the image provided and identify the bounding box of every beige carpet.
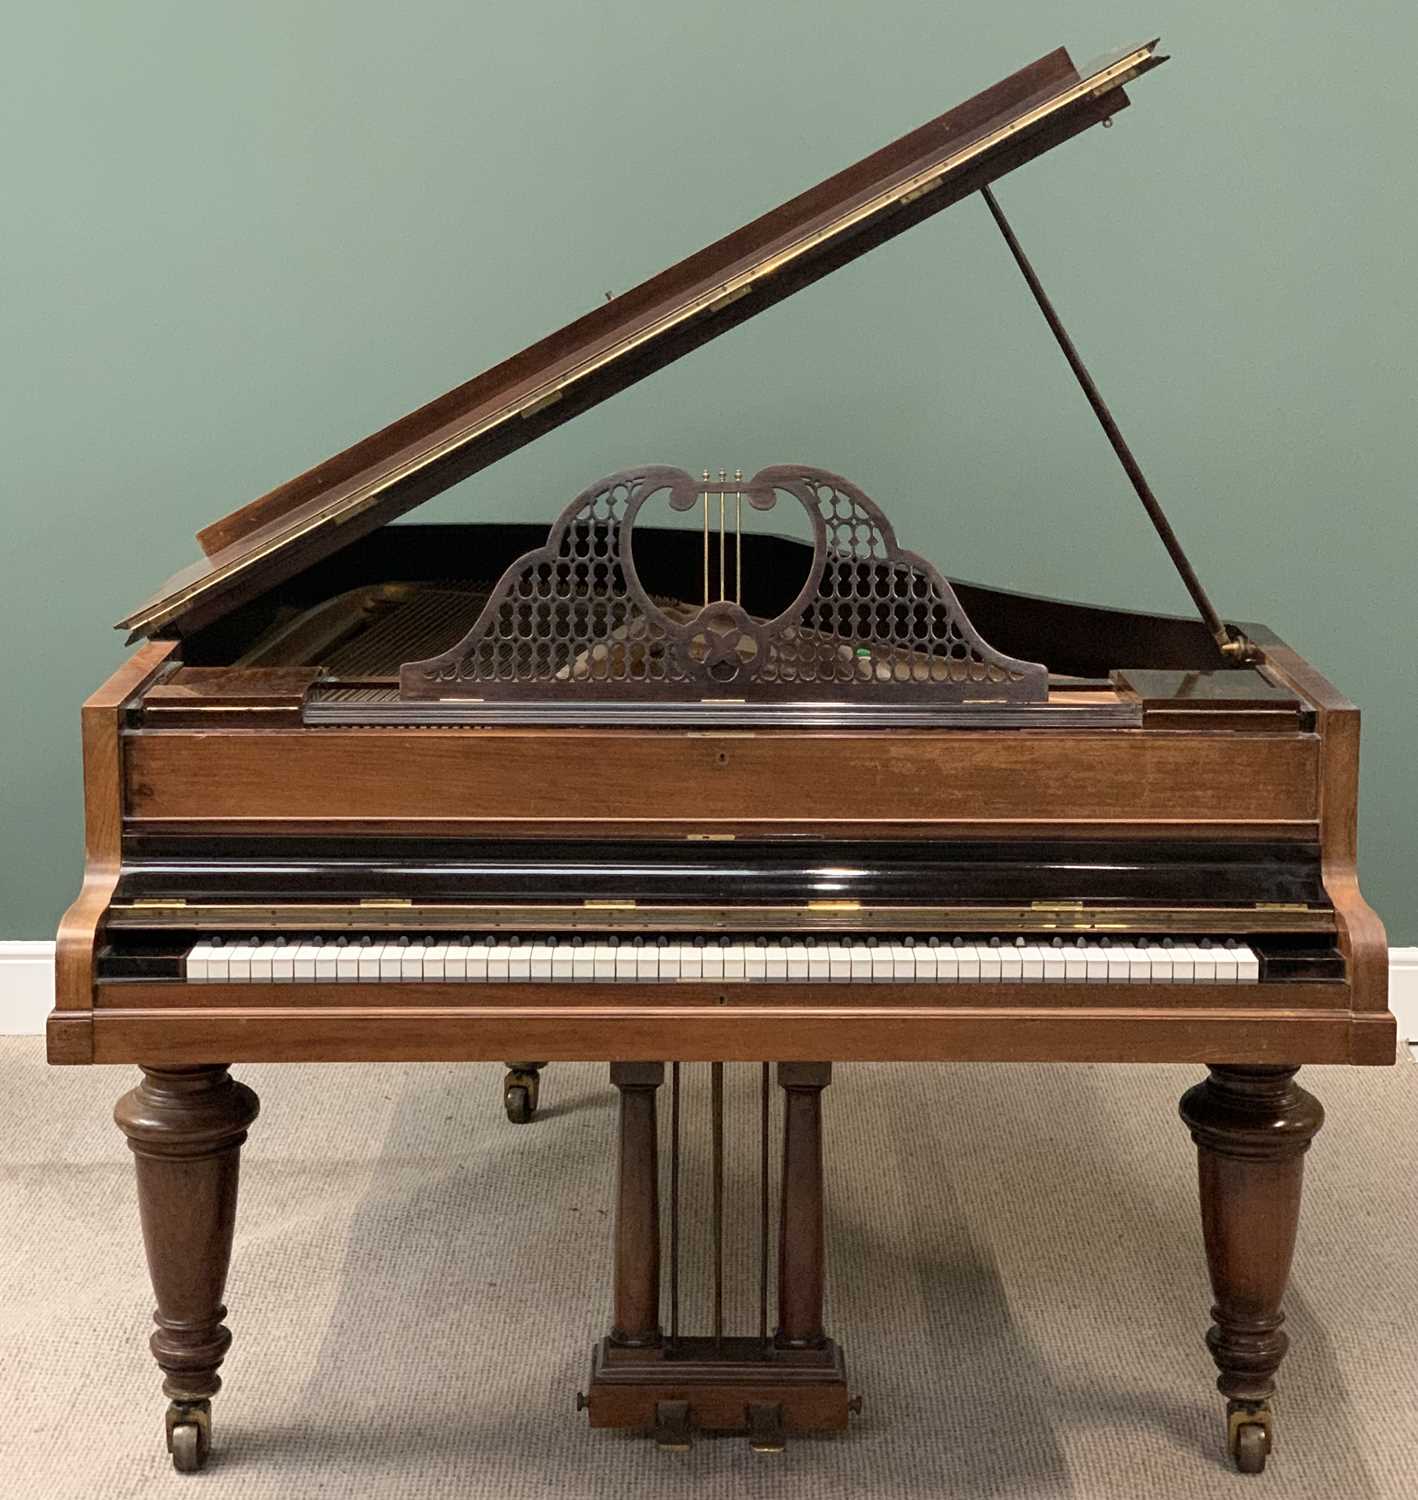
[2,1037,1416,1500]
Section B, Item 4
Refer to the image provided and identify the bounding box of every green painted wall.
[4,2,1415,940]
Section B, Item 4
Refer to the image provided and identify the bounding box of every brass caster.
[1227,1401,1273,1475]
[575,1391,588,1412]
[848,1394,864,1416]
[504,1067,541,1123]
[165,1400,212,1473]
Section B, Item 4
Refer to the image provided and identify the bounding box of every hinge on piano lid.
[807,900,861,912]
[360,898,412,908]
[584,900,636,909]
[1255,902,1310,912]
[131,898,186,909]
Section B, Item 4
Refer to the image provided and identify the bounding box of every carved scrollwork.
[399,466,1047,703]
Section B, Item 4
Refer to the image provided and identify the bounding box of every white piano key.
[1042,944,1066,982]
[787,944,811,981]
[870,945,893,982]
[227,942,254,983]
[379,944,404,982]
[572,944,596,982]
[590,944,613,981]
[248,943,275,982]
[1166,943,1194,982]
[659,944,682,981]
[186,942,212,982]
[272,941,296,982]
[1144,944,1173,983]
[610,944,636,982]
[767,945,790,982]
[1017,943,1045,983]
[530,943,555,981]
[920,944,946,982]
[701,945,725,980]
[954,944,980,982]
[722,944,746,981]
[1104,945,1131,983]
[806,945,831,982]
[1062,943,1087,982]
[1188,944,1216,982]
[827,945,851,983]
[636,945,660,982]
[336,942,362,982]
[316,944,340,982]
[745,944,767,982]
[1120,944,1150,983]
[507,945,533,983]
[1084,944,1109,983]
[996,944,1022,983]
[205,943,230,982]
[295,942,323,982]
[487,943,512,983]
[1234,943,1260,983]
[358,943,383,982]
[1210,944,1240,984]
[464,944,490,982]
[423,944,448,982]
[848,944,872,982]
[680,945,703,981]
[889,944,915,982]
[977,945,1002,982]
[552,945,575,981]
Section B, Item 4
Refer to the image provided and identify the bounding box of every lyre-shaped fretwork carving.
[399,466,1047,702]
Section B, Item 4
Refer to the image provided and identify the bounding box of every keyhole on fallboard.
[716,750,730,768]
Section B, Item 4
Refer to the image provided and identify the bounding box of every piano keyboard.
[183,935,1261,984]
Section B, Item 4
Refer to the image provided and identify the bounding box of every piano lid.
[120,40,1164,639]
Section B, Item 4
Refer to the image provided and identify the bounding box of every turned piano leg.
[503,1061,547,1123]
[1179,1065,1323,1474]
[114,1065,260,1473]
[777,1062,831,1351]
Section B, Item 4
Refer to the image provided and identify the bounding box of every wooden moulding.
[86,1003,1394,1067]
[122,729,1321,826]
[585,1337,850,1434]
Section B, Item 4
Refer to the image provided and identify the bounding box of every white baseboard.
[5,940,1418,1041]
[0,942,63,1035]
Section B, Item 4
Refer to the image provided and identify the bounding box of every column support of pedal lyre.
[582,1061,853,1450]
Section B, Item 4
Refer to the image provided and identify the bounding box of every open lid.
[120,40,1164,638]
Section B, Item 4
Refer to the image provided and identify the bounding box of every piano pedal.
[502,1062,545,1124]
[653,1400,693,1452]
[746,1402,786,1455]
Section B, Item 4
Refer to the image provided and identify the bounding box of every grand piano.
[51,39,1393,1478]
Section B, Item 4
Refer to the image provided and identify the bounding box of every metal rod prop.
[981,185,1238,657]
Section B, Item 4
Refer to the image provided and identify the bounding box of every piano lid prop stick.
[980,184,1247,661]
[735,470,744,605]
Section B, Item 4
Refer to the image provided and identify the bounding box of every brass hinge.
[360,898,412,908]
[687,833,736,841]
[1031,901,1085,912]
[807,900,861,912]
[131,898,187,909]
[1255,902,1309,912]
[584,900,636,910]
